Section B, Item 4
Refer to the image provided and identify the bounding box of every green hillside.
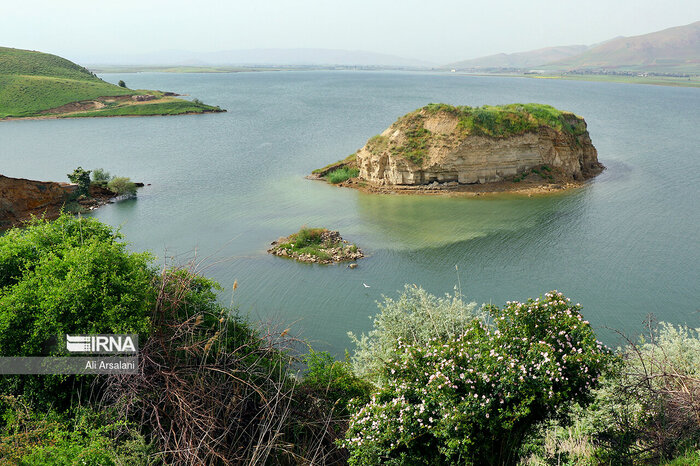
[0,47,223,119]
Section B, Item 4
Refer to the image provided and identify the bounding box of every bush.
[101,266,302,465]
[577,322,700,463]
[67,166,91,197]
[118,80,126,88]
[0,215,154,408]
[107,176,137,196]
[300,350,372,414]
[327,167,360,184]
[348,284,479,385]
[0,396,156,464]
[91,167,113,187]
[343,291,611,465]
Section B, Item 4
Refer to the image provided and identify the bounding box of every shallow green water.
[1,71,698,353]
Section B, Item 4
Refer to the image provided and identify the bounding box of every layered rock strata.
[355,104,603,186]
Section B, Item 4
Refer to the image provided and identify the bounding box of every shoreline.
[1,109,222,122]
[308,173,599,197]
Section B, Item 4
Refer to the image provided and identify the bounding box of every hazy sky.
[2,0,698,64]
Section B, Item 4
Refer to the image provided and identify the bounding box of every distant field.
[0,46,224,119]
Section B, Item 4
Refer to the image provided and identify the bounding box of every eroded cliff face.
[356,107,602,186]
[0,175,74,230]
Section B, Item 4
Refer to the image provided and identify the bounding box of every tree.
[67,166,91,197]
[0,215,155,408]
[107,176,137,196]
[118,80,126,88]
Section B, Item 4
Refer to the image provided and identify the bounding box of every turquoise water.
[1,71,698,353]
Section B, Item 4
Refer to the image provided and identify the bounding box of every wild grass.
[326,167,359,184]
[423,102,587,138]
[0,46,99,81]
[311,153,356,175]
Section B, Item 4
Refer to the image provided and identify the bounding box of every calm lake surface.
[2,71,698,354]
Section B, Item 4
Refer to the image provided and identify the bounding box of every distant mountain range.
[78,48,434,68]
[447,21,700,74]
[447,45,589,70]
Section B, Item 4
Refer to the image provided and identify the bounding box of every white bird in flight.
[363,283,371,288]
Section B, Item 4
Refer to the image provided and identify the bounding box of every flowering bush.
[348,284,479,385]
[342,291,611,465]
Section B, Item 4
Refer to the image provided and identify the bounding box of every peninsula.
[0,47,224,120]
[311,103,603,195]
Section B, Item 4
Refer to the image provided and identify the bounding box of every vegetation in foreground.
[0,215,697,464]
[0,46,223,119]
[268,226,364,264]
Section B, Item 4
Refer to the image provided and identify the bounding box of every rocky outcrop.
[268,229,364,265]
[0,175,76,230]
[356,104,603,186]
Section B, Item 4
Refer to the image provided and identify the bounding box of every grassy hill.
[0,47,223,119]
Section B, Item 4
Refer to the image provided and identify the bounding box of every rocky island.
[268,227,364,265]
[311,103,603,195]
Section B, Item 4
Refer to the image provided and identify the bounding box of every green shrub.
[327,167,360,184]
[0,215,154,408]
[348,284,479,386]
[0,396,156,464]
[343,291,611,465]
[91,167,113,187]
[117,79,126,88]
[67,166,91,197]
[300,350,372,413]
[576,322,700,463]
[107,176,137,196]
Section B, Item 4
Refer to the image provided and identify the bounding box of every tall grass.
[327,167,359,184]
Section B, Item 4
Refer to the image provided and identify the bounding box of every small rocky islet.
[310,103,604,195]
[267,227,364,265]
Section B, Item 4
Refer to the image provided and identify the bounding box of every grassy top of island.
[416,102,587,138]
[0,46,223,119]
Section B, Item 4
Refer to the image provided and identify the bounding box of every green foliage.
[67,166,92,197]
[390,120,432,165]
[300,350,373,413]
[0,215,154,408]
[107,176,138,196]
[118,79,126,88]
[0,46,99,81]
[0,396,157,465]
[327,166,360,184]
[343,291,611,465]
[66,100,221,117]
[311,153,357,175]
[521,322,700,464]
[348,284,480,386]
[91,168,113,187]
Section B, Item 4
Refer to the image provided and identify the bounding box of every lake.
[1,71,698,354]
